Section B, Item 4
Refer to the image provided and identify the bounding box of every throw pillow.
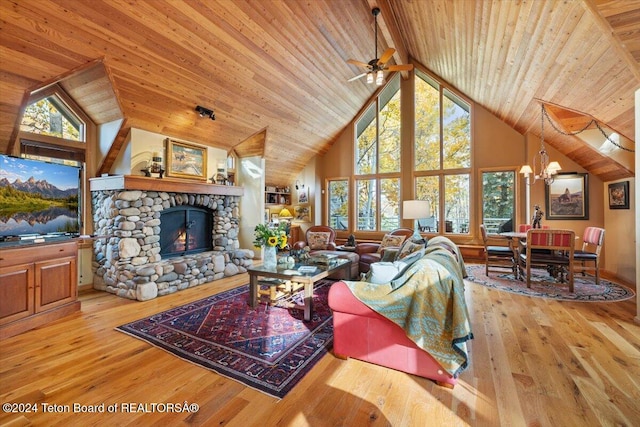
[377,234,407,254]
[395,239,425,260]
[365,262,401,285]
[307,231,331,250]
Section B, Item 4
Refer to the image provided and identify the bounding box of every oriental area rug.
[466,264,635,302]
[116,279,335,399]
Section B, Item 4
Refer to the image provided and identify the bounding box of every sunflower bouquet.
[253,223,288,249]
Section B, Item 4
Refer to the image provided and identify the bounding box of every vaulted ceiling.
[0,0,637,185]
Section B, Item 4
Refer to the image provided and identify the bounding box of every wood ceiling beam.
[367,0,411,79]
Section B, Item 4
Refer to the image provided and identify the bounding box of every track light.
[295,180,305,190]
[195,105,215,120]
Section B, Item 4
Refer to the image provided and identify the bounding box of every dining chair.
[480,224,516,276]
[573,227,605,285]
[518,229,575,292]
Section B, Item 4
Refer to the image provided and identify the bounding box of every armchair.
[291,225,337,251]
[356,228,414,273]
[291,226,359,279]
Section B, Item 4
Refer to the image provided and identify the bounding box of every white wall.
[238,156,265,258]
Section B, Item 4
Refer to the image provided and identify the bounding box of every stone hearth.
[90,176,253,301]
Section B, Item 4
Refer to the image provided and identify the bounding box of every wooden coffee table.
[248,258,351,321]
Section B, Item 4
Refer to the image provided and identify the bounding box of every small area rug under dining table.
[115,279,335,399]
[466,264,635,302]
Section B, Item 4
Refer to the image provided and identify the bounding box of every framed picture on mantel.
[165,139,207,180]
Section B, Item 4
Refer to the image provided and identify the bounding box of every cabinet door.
[0,263,35,325]
[35,256,77,313]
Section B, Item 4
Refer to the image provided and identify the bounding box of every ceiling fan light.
[376,69,384,85]
[366,72,373,84]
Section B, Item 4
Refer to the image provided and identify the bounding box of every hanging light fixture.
[520,104,561,185]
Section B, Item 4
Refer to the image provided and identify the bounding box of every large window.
[481,170,515,233]
[328,179,349,230]
[414,71,471,234]
[354,75,401,232]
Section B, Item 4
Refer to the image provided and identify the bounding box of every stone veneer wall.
[91,189,253,301]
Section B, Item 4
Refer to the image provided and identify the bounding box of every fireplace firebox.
[160,206,213,257]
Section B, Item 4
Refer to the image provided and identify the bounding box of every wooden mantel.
[90,175,244,196]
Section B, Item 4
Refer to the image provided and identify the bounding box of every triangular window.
[20,94,85,142]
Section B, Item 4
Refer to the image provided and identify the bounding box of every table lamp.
[279,208,293,219]
[403,200,430,241]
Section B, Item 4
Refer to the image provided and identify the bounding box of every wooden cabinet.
[289,224,301,245]
[0,240,80,339]
[265,185,291,205]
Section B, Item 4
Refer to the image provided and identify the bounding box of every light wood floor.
[1,267,638,426]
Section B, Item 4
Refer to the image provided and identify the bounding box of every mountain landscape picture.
[0,155,80,237]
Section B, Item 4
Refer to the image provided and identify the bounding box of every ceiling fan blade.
[386,64,414,71]
[347,72,367,82]
[347,59,371,68]
[377,48,395,65]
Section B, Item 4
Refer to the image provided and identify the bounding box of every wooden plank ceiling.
[0,0,637,185]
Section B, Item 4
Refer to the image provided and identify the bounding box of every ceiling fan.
[347,7,414,85]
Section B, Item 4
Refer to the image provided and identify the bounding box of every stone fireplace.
[90,175,253,301]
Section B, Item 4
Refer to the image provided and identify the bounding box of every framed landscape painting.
[166,139,207,180]
[608,181,629,209]
[545,173,589,220]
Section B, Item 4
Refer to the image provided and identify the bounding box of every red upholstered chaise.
[328,280,457,388]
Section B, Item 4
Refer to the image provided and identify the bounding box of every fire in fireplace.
[160,206,213,257]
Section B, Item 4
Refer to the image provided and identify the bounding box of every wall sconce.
[295,180,305,190]
[195,105,215,120]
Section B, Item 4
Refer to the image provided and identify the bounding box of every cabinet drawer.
[0,241,77,268]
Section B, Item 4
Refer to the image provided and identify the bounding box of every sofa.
[328,236,472,388]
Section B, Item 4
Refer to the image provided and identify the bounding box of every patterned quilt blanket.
[345,239,473,377]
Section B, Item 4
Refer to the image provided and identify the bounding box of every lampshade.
[279,208,292,218]
[403,200,430,241]
[403,200,430,219]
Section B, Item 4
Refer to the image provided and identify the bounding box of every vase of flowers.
[253,223,288,269]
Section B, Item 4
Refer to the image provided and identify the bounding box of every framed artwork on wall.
[293,205,311,222]
[608,181,629,209]
[165,139,207,180]
[544,173,589,220]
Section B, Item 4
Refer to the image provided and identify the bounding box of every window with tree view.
[354,75,401,231]
[481,170,515,233]
[21,94,84,141]
[415,71,471,234]
[328,179,349,230]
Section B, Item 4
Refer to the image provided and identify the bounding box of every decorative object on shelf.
[346,234,356,247]
[165,138,207,180]
[544,173,589,220]
[608,181,629,209]
[531,204,543,228]
[346,7,413,86]
[520,104,562,185]
[140,151,165,178]
[403,200,430,241]
[195,105,215,120]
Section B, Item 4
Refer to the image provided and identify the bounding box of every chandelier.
[520,104,561,185]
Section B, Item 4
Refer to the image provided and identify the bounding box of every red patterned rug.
[116,279,335,399]
[466,264,635,302]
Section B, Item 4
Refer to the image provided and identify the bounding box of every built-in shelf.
[90,175,244,196]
